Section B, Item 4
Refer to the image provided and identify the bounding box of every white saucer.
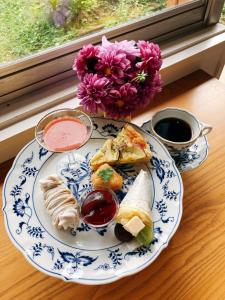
[141,120,209,173]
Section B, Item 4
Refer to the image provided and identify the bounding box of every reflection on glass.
[0,0,194,64]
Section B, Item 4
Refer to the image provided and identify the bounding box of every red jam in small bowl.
[80,188,119,228]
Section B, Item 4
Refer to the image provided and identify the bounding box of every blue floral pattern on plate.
[3,117,183,285]
[141,120,209,173]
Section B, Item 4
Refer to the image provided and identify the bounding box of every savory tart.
[114,124,152,164]
[91,163,123,191]
[90,124,152,169]
[90,139,119,170]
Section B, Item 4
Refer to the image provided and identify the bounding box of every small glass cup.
[35,108,93,173]
[79,187,119,228]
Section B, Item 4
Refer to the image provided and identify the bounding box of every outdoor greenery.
[0,0,224,64]
[0,0,165,63]
[221,3,225,25]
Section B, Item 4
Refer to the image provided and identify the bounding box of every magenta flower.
[73,38,162,118]
[101,36,140,60]
[77,74,109,113]
[96,50,131,84]
[103,83,138,118]
[73,44,99,80]
[137,41,162,72]
[137,72,162,107]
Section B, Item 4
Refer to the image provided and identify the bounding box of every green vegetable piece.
[98,168,114,182]
[136,225,153,246]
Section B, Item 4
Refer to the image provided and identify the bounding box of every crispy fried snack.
[91,163,123,191]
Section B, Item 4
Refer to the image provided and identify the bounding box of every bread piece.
[114,124,152,164]
[91,163,123,191]
[90,139,119,170]
[90,124,152,169]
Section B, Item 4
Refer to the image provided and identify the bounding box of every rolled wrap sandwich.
[39,175,80,231]
[116,169,153,246]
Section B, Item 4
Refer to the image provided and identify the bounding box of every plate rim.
[2,117,183,285]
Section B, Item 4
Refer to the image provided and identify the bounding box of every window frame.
[0,0,224,103]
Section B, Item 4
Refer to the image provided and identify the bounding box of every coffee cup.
[149,107,212,154]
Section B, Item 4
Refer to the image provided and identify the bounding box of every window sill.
[1,23,225,163]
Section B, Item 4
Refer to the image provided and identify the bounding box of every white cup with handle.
[149,107,212,154]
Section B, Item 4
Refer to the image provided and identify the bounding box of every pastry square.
[90,139,119,170]
[114,124,152,164]
[90,124,152,169]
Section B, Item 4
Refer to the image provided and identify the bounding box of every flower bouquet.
[73,37,162,119]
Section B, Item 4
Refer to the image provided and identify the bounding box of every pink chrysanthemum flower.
[137,72,162,107]
[101,36,140,60]
[73,44,99,80]
[137,41,162,72]
[73,38,162,118]
[96,50,131,84]
[77,74,109,113]
[103,83,138,118]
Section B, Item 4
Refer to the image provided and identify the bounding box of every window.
[0,0,196,65]
[220,1,225,24]
[0,0,224,103]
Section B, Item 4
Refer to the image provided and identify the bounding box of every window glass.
[0,0,194,64]
[220,2,225,24]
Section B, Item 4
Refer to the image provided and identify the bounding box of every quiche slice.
[90,124,152,169]
[114,124,152,164]
[90,139,119,170]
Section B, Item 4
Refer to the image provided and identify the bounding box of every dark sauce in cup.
[154,117,192,142]
[80,189,118,227]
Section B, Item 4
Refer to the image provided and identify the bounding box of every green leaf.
[136,225,153,246]
[98,168,114,182]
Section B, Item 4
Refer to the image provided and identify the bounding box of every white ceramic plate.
[3,117,183,285]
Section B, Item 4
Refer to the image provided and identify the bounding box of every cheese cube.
[123,216,145,237]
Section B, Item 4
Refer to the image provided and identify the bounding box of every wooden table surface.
[1,71,225,300]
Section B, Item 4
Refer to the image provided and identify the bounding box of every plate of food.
[3,116,183,285]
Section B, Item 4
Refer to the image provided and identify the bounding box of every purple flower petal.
[137,41,162,72]
[73,45,100,80]
[73,38,162,118]
[77,73,110,113]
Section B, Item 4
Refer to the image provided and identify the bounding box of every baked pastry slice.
[90,124,152,169]
[113,124,152,164]
[90,139,119,170]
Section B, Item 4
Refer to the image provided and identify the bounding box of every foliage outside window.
[220,2,225,24]
[0,0,186,64]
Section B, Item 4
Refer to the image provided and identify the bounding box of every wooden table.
[1,71,225,300]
